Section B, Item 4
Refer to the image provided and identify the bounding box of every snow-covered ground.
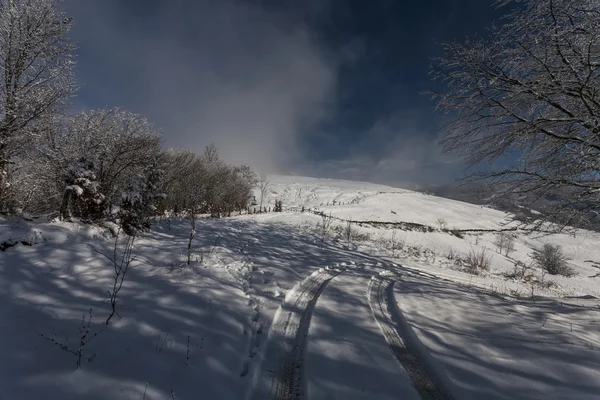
[262,175,600,299]
[395,270,600,400]
[1,175,599,399]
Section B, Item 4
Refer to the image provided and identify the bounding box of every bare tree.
[257,175,270,211]
[159,148,198,215]
[318,211,332,246]
[429,0,600,231]
[185,183,204,266]
[203,143,219,163]
[344,219,353,249]
[197,145,255,217]
[232,164,257,215]
[0,0,76,211]
[494,232,516,256]
[187,203,196,266]
[99,229,136,326]
[159,145,256,221]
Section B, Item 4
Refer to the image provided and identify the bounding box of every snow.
[260,174,509,230]
[1,174,600,399]
[70,184,84,196]
[306,269,420,400]
[260,175,600,299]
[395,271,600,399]
[1,219,253,399]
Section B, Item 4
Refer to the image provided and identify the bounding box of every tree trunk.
[187,213,196,266]
[60,186,73,221]
[0,148,11,213]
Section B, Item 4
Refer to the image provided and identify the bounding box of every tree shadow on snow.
[391,272,600,400]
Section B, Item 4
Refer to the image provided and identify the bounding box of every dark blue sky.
[62,0,502,188]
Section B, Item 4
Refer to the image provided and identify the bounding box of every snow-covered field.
[1,175,599,399]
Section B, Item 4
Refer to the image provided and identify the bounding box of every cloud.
[295,111,464,189]
[63,0,466,189]
[64,0,337,173]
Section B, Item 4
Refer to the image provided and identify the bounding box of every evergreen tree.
[119,162,165,235]
[60,158,105,221]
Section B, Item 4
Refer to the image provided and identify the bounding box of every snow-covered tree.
[59,158,105,221]
[63,109,162,207]
[22,109,161,215]
[430,0,600,231]
[119,161,165,235]
[0,0,76,212]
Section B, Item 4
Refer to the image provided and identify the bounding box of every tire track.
[248,267,343,400]
[368,274,454,400]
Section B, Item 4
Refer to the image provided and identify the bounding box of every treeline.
[0,0,256,233]
[159,145,256,218]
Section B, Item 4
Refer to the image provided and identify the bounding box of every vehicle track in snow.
[248,266,343,400]
[368,274,454,400]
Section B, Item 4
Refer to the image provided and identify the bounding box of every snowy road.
[246,258,600,400]
[368,274,453,400]
[248,267,343,400]
[306,269,421,400]
[249,264,452,400]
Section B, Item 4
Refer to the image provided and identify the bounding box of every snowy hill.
[260,175,508,230]
[257,175,600,296]
[1,175,600,400]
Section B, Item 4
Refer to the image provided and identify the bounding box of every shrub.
[344,220,353,248]
[331,221,371,244]
[377,231,404,257]
[436,217,447,230]
[531,244,576,277]
[446,246,457,260]
[504,260,534,282]
[463,248,491,275]
[274,200,283,212]
[408,245,423,258]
